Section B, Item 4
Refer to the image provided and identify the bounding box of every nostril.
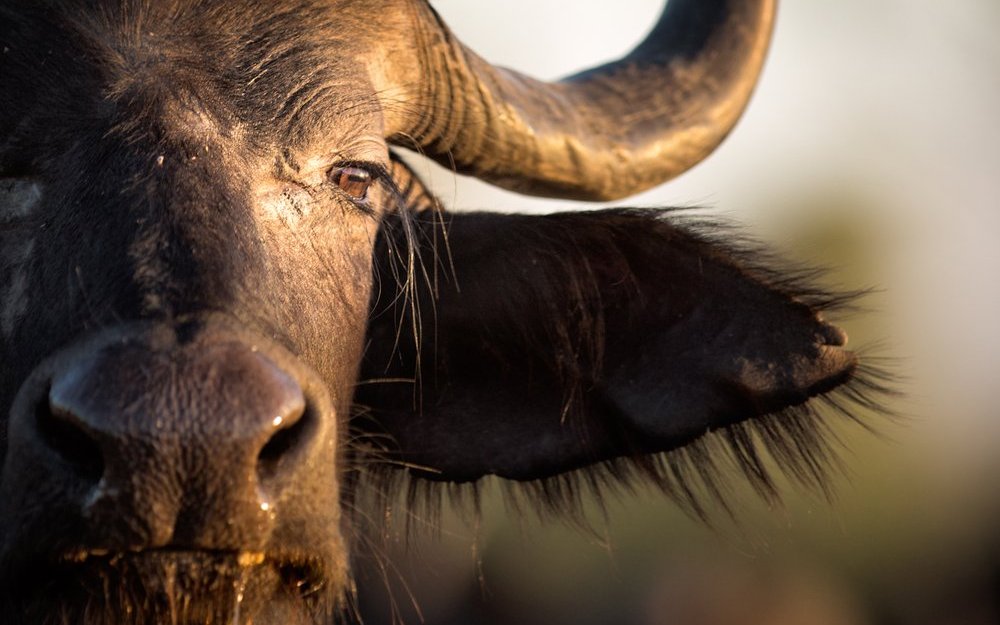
[257,403,312,483]
[35,390,104,482]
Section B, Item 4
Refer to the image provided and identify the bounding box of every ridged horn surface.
[378,0,776,201]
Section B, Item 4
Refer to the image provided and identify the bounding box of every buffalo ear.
[354,209,885,512]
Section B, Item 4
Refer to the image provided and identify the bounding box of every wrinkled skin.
[0,1,869,624]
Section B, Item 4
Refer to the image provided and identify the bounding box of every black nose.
[9,322,328,550]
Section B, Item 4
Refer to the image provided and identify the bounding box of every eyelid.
[331,160,389,184]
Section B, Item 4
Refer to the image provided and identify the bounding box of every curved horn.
[379,0,776,201]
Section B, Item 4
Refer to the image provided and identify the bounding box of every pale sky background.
[374,3,1000,624]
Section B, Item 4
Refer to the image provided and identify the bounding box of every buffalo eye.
[328,166,373,202]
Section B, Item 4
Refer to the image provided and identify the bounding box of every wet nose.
[18,325,322,548]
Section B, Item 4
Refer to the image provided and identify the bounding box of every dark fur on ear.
[350,172,894,523]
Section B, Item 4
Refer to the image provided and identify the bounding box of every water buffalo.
[0,0,884,623]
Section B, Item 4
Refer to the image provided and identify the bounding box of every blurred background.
[356,1,1000,624]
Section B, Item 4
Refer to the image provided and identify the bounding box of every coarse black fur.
[0,1,892,624]
[352,165,894,526]
[0,551,333,625]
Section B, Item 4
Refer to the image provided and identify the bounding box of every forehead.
[0,0,384,156]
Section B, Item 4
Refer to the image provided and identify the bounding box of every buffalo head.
[0,0,881,623]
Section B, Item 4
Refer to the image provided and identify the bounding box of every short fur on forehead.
[0,0,385,155]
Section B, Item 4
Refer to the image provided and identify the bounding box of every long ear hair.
[352,201,895,525]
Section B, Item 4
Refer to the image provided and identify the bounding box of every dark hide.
[0,1,888,624]
[357,200,888,517]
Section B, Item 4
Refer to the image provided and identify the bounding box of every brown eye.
[328,166,373,201]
